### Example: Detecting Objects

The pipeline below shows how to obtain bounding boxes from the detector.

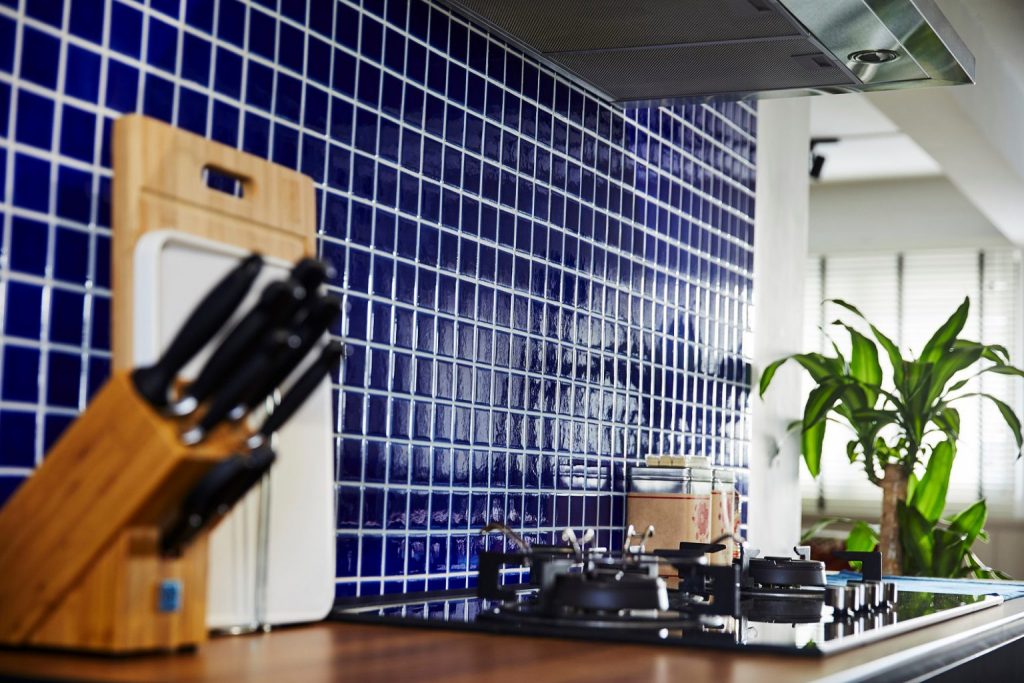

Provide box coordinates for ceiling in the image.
[809,95,940,183]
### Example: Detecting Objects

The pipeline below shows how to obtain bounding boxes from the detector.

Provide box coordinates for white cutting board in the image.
[133,230,335,629]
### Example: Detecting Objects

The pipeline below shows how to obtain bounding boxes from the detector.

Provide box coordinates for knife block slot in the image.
[0,372,242,653]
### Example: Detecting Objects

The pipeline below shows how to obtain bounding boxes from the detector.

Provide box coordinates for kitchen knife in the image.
[133,253,264,408]
[232,295,344,419]
[181,330,297,446]
[246,341,344,448]
[169,279,306,417]
[160,445,277,556]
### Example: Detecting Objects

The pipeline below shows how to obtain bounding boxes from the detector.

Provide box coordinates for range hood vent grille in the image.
[439,0,975,105]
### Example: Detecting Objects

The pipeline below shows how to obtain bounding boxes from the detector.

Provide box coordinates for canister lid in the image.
[684,455,712,469]
[713,468,735,483]
[630,466,691,481]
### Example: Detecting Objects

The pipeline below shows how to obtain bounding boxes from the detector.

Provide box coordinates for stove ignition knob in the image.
[825,585,863,617]
[883,581,898,608]
[861,581,884,611]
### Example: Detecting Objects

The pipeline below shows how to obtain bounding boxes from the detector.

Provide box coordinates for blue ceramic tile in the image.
[60,105,96,162]
[65,46,101,103]
[15,90,53,151]
[20,26,60,88]
[105,59,139,112]
[110,2,143,58]
[4,281,43,340]
[0,409,36,468]
[48,288,85,346]
[2,345,40,403]
[147,16,178,72]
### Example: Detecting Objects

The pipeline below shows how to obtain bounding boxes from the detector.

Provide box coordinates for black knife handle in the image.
[237,295,344,414]
[182,331,295,445]
[173,280,306,415]
[258,341,344,438]
[133,254,263,408]
[290,257,332,295]
[160,446,276,556]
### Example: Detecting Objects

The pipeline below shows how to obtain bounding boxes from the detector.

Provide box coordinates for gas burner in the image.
[746,556,827,588]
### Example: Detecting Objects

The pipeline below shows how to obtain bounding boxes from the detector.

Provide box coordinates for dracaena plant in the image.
[760,297,1022,577]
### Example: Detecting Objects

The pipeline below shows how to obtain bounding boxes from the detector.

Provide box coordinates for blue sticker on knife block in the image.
[157,579,183,613]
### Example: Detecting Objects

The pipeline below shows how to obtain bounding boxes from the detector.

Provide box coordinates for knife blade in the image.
[169,279,306,417]
[133,253,264,409]
[231,295,344,420]
[160,445,277,556]
[181,330,297,446]
[246,341,344,449]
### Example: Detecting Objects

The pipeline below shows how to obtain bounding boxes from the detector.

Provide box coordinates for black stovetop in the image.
[330,583,1001,656]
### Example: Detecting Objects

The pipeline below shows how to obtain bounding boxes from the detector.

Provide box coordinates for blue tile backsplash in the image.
[0,0,755,596]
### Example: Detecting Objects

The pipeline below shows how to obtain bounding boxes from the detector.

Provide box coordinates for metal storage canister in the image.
[626,465,713,556]
[710,468,737,565]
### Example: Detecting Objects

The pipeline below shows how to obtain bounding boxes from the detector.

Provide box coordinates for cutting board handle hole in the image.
[202,165,247,198]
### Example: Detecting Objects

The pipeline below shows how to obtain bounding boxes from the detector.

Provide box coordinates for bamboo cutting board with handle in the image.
[115,115,336,632]
[112,114,317,369]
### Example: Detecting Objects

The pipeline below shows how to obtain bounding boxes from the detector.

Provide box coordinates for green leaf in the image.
[802,419,826,478]
[954,339,1011,365]
[948,499,988,548]
[955,393,1024,454]
[924,347,984,407]
[800,517,856,544]
[906,473,918,503]
[933,407,961,441]
[932,527,968,577]
[834,322,883,388]
[828,299,904,385]
[920,297,970,364]
[898,501,935,574]
[759,353,844,398]
[803,379,854,429]
[910,440,954,524]
[846,440,859,463]
[759,356,791,397]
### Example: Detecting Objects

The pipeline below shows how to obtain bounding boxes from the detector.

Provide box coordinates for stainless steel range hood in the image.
[438,0,975,105]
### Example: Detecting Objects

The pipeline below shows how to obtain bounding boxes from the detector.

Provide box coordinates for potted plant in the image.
[760,297,1021,576]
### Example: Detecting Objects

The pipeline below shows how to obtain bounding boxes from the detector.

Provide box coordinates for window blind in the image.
[800,249,1024,519]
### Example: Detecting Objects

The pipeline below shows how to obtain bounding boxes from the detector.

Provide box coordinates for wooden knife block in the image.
[0,372,244,653]
[0,114,316,654]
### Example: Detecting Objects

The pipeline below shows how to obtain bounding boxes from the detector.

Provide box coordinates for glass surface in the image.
[332,589,1001,656]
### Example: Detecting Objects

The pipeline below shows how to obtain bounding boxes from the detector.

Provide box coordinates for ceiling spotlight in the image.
[809,137,839,181]
[849,49,901,64]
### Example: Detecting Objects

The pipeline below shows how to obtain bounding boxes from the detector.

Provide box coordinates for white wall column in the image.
[748,98,810,555]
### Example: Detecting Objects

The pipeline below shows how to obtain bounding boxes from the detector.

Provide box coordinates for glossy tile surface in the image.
[0,0,755,595]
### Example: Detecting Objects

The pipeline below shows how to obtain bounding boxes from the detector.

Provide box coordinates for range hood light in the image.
[849,49,901,65]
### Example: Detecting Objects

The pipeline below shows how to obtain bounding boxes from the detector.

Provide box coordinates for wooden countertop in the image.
[3,599,1024,683]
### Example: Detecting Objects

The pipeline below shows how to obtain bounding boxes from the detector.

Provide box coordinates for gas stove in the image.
[331,526,1001,656]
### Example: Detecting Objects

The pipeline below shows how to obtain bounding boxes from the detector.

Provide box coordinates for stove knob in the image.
[824,585,848,614]
[883,581,898,607]
[825,585,863,617]
[847,583,865,613]
[849,580,883,611]
[862,581,884,610]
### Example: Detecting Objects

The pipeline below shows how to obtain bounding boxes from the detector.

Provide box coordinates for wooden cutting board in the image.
[111,114,317,369]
